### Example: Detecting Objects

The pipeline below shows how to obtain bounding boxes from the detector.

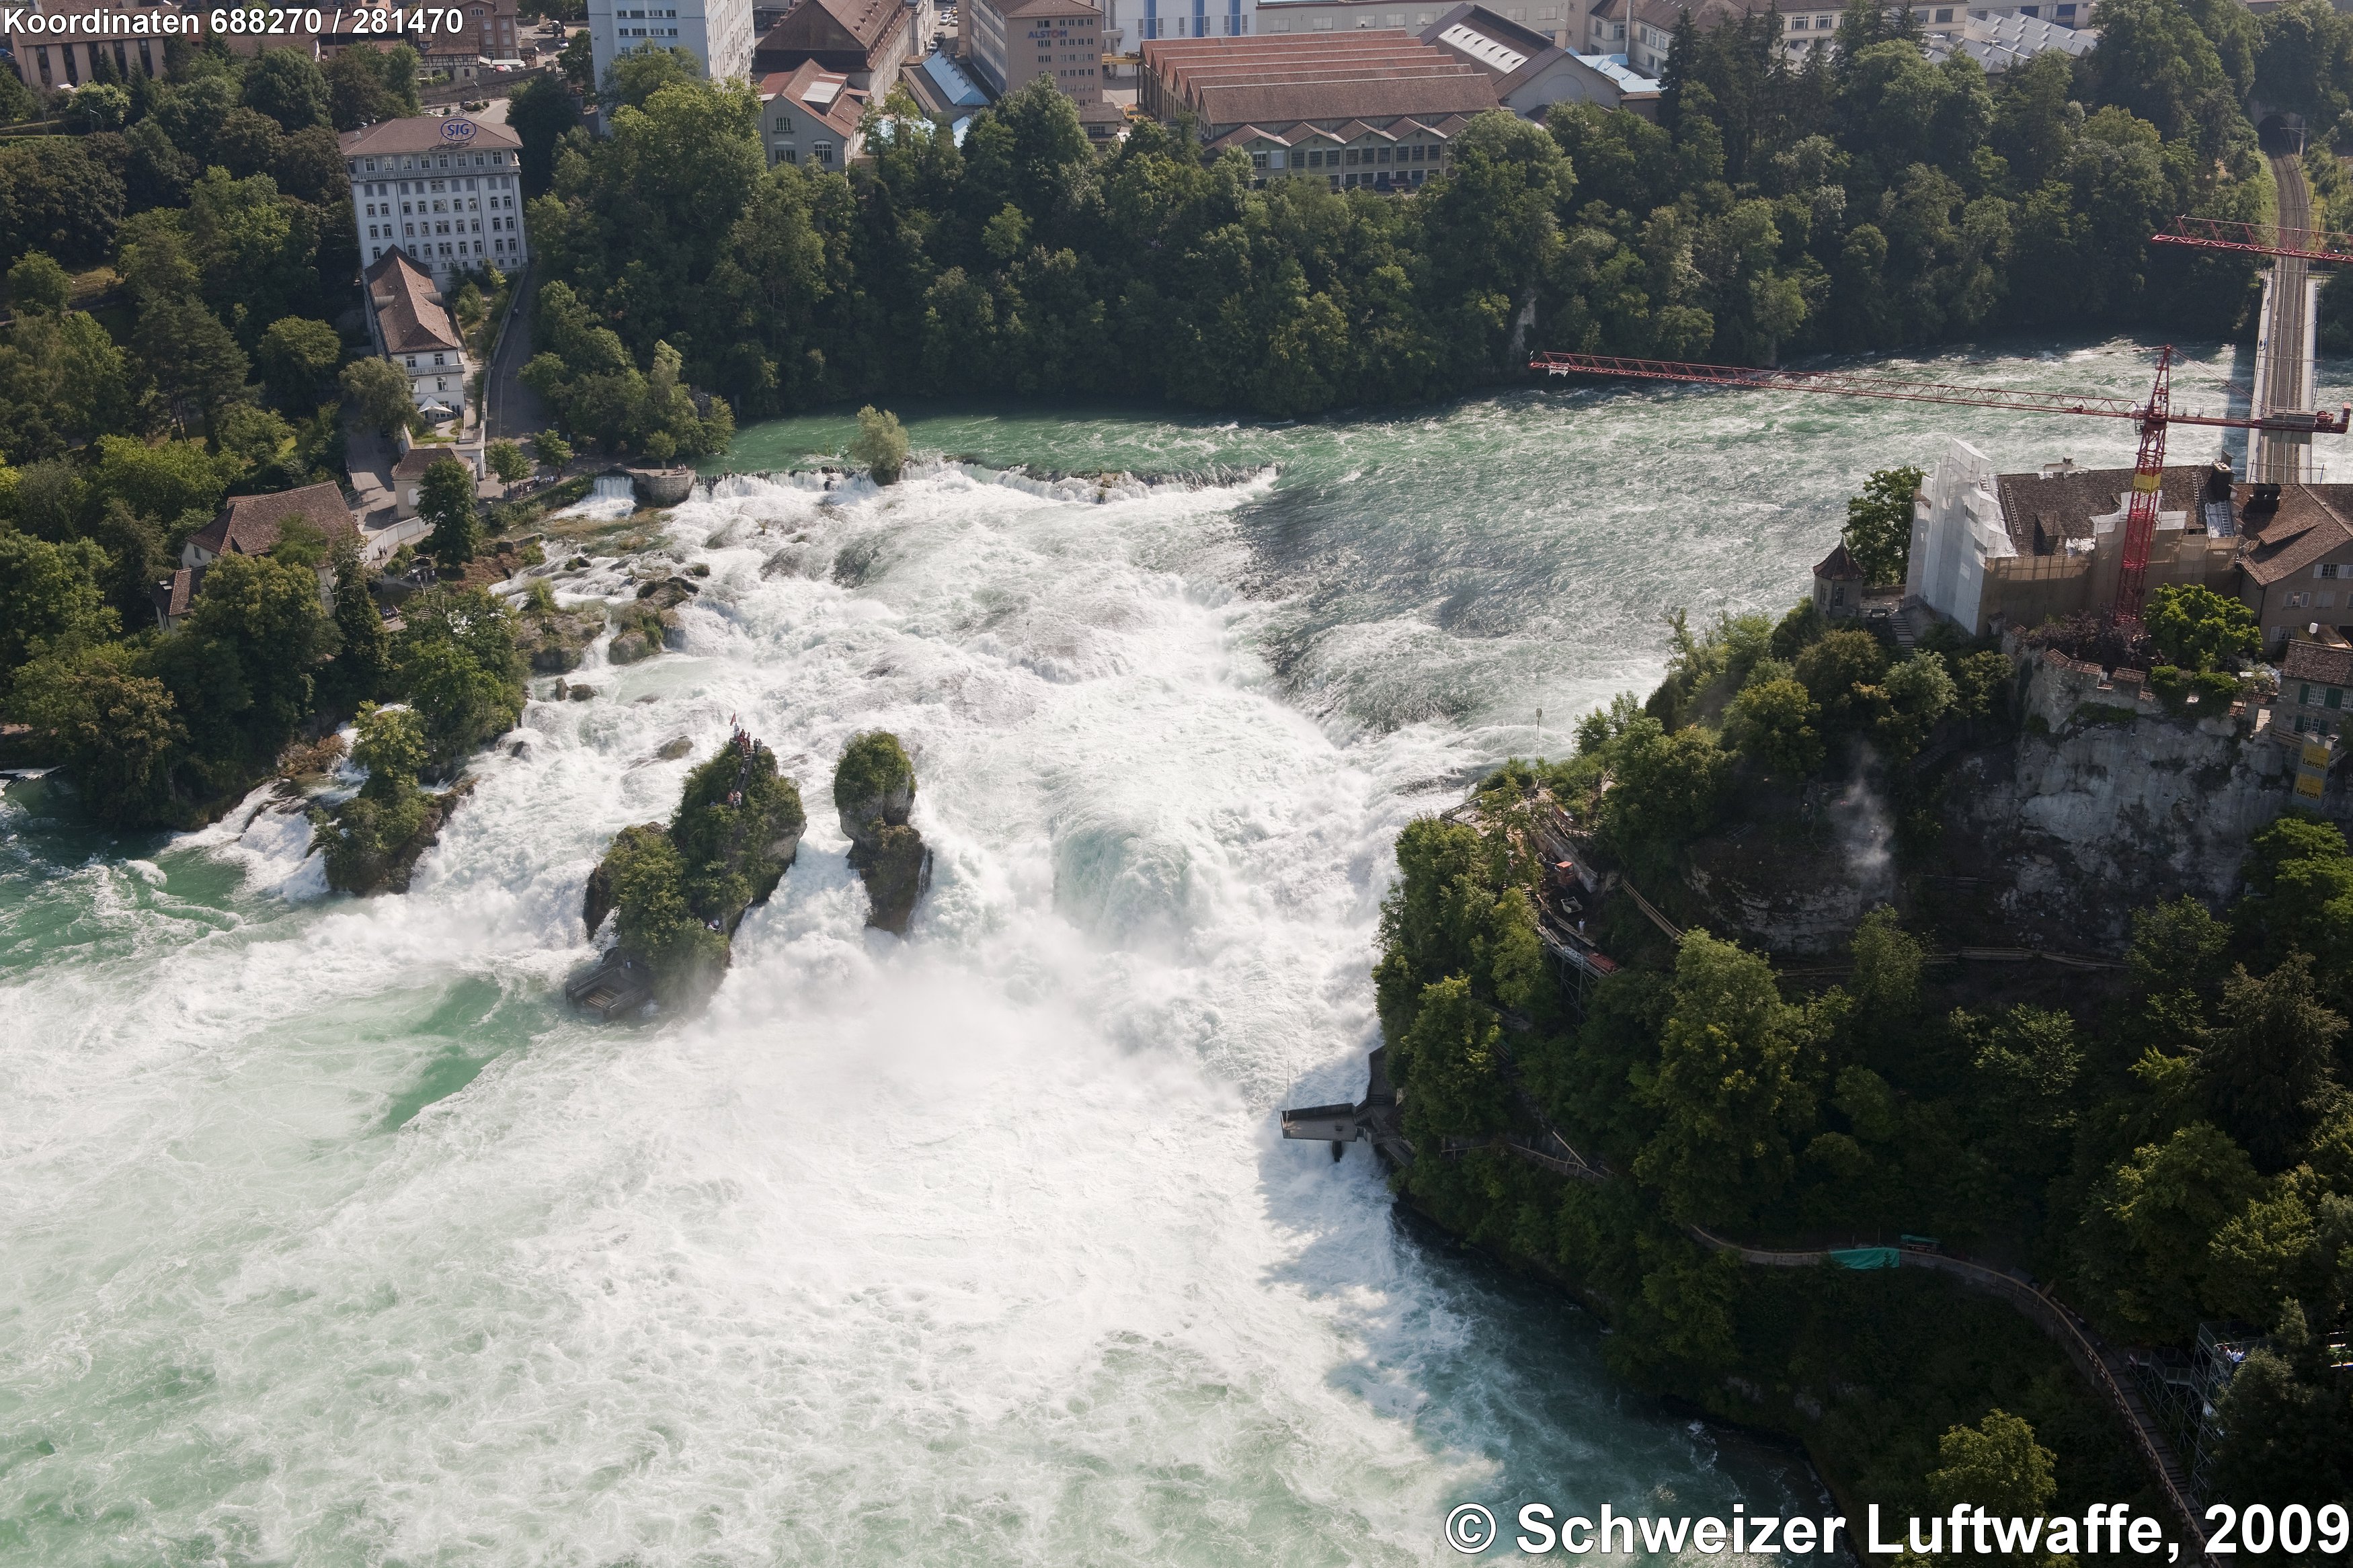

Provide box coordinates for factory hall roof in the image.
[1142,32,1501,128]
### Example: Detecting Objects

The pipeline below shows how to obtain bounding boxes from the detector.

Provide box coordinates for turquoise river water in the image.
[0,339,2307,1565]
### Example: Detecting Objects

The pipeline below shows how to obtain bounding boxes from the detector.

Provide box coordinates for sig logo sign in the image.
[440,118,478,144]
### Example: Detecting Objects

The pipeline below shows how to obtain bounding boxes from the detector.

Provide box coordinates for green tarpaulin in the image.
[1829,1247,1902,1270]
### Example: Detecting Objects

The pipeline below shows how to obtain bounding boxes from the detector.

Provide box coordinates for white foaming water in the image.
[1,460,1816,1563]
[560,473,642,522]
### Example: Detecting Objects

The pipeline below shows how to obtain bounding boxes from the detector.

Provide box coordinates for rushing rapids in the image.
[0,340,2301,1564]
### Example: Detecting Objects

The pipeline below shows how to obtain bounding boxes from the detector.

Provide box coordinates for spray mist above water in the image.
[0,346,2253,1564]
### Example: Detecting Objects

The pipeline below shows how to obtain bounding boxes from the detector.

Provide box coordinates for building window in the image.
[1250,151,1267,168]
[813,140,834,163]
[2323,564,2340,578]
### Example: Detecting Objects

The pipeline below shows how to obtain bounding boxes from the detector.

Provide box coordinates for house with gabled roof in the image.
[155,482,364,629]
[364,247,473,425]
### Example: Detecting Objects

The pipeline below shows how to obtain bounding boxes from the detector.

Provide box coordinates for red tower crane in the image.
[1527,347,2352,626]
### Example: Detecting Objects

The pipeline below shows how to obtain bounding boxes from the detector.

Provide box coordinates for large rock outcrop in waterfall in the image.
[833,731,930,934]
[578,730,806,1009]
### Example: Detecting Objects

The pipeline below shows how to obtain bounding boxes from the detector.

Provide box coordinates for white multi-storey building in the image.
[340,114,531,284]
[588,0,756,88]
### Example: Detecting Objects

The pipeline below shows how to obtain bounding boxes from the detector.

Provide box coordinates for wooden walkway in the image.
[1663,1224,2207,1555]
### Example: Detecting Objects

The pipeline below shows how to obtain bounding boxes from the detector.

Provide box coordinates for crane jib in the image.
[1526,355,2353,437]
[1526,345,2348,628]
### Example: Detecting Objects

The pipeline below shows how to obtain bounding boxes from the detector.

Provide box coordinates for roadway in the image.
[2253,151,2317,482]
[485,265,553,442]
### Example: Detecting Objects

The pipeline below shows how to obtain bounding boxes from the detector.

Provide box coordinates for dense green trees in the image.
[1632,930,1825,1223]
[419,456,481,566]
[1841,466,1924,587]
[392,585,526,768]
[513,0,2285,423]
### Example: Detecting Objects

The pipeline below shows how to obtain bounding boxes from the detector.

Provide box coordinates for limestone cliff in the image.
[1679,651,2303,952]
[1943,655,2292,946]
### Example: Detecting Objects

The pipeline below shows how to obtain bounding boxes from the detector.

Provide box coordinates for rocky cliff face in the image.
[1948,700,2290,948]
[1680,654,2301,952]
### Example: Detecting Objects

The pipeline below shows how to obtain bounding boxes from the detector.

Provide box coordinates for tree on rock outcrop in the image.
[849,406,909,485]
[834,729,929,933]
[672,730,806,934]
[311,701,451,895]
[582,729,807,1007]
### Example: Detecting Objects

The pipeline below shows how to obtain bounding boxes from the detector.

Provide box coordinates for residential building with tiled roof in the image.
[150,565,201,632]
[161,483,360,625]
[341,114,529,284]
[970,0,1105,98]
[758,62,871,166]
[364,248,474,425]
[2235,483,2353,653]
[182,484,360,570]
[2280,628,2353,739]
[753,0,917,83]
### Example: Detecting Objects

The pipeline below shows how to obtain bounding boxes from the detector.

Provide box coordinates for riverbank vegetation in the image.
[1375,567,2353,1524]
[523,0,2325,425]
[0,38,548,828]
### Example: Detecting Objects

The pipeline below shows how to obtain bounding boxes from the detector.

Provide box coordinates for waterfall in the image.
[558,474,639,522]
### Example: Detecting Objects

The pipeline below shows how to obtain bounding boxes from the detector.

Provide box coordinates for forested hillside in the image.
[1372,570,2353,1542]
[0,40,533,828]
[518,0,2353,424]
